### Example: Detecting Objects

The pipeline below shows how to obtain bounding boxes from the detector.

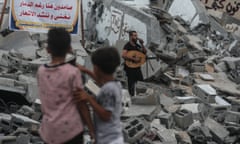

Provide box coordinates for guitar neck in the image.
[146,56,157,60]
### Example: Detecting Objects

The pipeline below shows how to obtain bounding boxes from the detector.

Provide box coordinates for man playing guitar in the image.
[122,30,147,96]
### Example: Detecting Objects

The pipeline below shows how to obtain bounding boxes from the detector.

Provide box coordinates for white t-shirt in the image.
[94,81,124,144]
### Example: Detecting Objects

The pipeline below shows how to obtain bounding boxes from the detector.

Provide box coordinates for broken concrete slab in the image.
[156,129,177,144]
[188,121,212,143]
[195,72,240,96]
[0,136,17,144]
[0,77,26,95]
[159,93,175,108]
[132,90,159,105]
[204,118,229,144]
[199,73,215,81]
[121,104,160,121]
[174,96,201,104]
[0,31,39,60]
[220,57,240,70]
[175,131,192,144]
[180,103,201,120]
[184,35,203,51]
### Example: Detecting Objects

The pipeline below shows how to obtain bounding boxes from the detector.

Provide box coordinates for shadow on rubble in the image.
[0,90,30,113]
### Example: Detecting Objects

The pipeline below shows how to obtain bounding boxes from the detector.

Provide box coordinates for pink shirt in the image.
[37,63,84,144]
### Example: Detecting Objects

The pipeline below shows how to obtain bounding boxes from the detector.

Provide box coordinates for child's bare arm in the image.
[88,96,112,121]
[76,64,97,81]
[77,102,95,141]
[75,90,112,121]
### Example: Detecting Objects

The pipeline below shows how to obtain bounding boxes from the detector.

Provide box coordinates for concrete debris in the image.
[158,111,175,129]
[225,111,240,126]
[0,0,240,143]
[175,131,192,144]
[180,104,201,120]
[123,117,149,143]
[174,109,194,130]
[199,73,215,81]
[205,118,229,144]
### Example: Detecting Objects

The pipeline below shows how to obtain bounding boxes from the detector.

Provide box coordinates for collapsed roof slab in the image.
[0,31,38,60]
[168,0,209,30]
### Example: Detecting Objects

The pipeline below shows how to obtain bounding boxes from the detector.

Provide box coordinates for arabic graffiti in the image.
[200,0,240,18]
[10,0,79,34]
[121,22,130,38]
[111,9,122,34]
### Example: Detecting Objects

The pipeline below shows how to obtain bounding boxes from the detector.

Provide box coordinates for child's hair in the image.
[91,47,120,74]
[47,28,71,57]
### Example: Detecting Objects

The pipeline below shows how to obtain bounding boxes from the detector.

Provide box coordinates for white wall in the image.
[120,14,147,42]
[168,0,197,23]
[82,0,149,46]
[120,0,150,7]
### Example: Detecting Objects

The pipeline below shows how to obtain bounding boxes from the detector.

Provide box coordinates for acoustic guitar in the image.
[125,50,146,68]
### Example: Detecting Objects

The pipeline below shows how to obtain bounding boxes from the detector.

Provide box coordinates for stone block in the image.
[181,76,194,86]
[188,123,212,143]
[0,136,16,144]
[11,113,39,131]
[216,62,228,72]
[159,94,175,107]
[123,117,147,143]
[17,105,34,118]
[180,104,201,120]
[221,57,240,70]
[84,79,100,96]
[209,96,231,120]
[228,69,240,84]
[158,112,174,129]
[205,118,229,144]
[177,52,194,66]
[225,111,240,124]
[156,129,177,144]
[31,112,42,121]
[225,96,240,112]
[132,88,159,105]
[0,113,11,133]
[175,66,189,78]
[192,84,216,103]
[16,134,30,144]
[199,73,214,81]
[191,63,205,72]
[174,96,201,104]
[174,109,193,130]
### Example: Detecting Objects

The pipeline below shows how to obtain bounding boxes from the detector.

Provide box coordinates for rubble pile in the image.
[0,31,88,143]
[119,1,240,143]
[0,100,43,143]
[0,0,240,143]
